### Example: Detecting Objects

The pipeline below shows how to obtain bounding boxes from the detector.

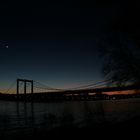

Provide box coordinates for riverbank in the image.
[0,92,140,102]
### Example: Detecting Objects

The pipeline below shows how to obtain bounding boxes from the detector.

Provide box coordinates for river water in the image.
[0,98,140,137]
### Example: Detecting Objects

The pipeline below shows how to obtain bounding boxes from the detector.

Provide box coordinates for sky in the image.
[0,1,131,92]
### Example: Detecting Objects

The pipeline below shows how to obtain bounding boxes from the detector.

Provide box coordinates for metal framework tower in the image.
[17,78,34,96]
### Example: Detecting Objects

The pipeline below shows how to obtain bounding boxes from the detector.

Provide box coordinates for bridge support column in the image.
[24,81,26,95]
[16,79,34,101]
[31,80,33,94]
[17,79,19,99]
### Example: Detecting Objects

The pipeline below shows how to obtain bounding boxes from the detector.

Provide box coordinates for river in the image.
[0,98,140,138]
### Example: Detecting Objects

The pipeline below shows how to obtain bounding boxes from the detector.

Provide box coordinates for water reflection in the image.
[0,99,140,137]
[16,102,36,132]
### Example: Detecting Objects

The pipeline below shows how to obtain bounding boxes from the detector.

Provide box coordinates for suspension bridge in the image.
[0,78,140,101]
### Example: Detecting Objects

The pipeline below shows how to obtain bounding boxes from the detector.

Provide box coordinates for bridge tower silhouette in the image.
[17,79,34,96]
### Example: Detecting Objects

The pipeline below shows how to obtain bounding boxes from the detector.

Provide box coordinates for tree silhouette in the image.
[98,32,140,86]
[99,2,140,86]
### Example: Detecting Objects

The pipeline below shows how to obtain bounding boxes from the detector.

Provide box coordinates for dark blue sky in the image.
[0,2,127,91]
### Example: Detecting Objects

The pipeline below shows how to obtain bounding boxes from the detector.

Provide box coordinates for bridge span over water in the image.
[1,79,140,101]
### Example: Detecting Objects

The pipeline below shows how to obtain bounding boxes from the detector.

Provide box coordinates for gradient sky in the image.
[0,2,128,92]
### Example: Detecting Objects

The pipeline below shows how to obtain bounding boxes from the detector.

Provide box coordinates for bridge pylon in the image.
[17,78,34,97]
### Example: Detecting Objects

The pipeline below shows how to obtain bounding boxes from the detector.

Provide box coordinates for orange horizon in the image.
[0,89,140,95]
[103,89,140,95]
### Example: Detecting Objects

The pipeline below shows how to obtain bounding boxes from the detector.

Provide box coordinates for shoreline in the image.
[0,93,140,102]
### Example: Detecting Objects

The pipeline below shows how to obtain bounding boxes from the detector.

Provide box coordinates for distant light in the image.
[5,46,9,49]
